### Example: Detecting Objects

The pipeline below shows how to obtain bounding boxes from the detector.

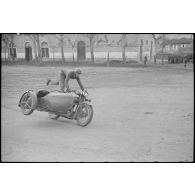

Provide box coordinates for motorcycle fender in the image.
[84,100,92,106]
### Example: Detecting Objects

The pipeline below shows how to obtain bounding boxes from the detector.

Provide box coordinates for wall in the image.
[1,34,155,62]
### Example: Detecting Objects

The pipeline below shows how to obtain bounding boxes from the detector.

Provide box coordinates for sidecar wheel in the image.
[77,103,93,127]
[48,112,60,119]
[19,92,36,115]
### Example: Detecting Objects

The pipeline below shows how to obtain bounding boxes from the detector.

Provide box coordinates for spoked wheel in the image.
[77,103,93,127]
[48,112,60,120]
[20,92,35,115]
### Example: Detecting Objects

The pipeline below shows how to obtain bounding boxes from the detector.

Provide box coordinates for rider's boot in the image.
[46,78,51,86]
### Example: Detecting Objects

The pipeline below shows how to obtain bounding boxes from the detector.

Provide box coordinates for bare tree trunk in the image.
[90,44,94,63]
[152,34,157,64]
[28,35,38,62]
[153,39,156,64]
[61,45,65,64]
[35,35,42,62]
[150,41,153,60]
[161,34,165,65]
[6,46,8,61]
[4,46,7,61]
[107,46,110,67]
[8,46,10,61]
[89,35,95,63]
[107,52,110,67]
[161,45,164,65]
[140,40,143,61]
[122,46,126,64]
[122,34,126,64]
[73,52,76,66]
[11,44,14,61]
[10,36,15,61]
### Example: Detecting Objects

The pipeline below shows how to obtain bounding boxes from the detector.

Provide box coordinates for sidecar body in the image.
[18,90,79,115]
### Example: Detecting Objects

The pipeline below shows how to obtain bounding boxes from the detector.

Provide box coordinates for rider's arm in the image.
[76,76,84,91]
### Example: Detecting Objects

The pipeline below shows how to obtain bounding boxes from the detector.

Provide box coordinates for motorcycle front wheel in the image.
[76,103,93,127]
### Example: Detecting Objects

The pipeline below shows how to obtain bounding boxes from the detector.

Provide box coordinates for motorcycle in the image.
[18,89,93,127]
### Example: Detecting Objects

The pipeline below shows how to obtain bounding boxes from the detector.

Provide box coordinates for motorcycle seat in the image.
[37,90,50,98]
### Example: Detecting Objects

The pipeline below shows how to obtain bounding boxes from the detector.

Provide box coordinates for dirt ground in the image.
[1,63,194,162]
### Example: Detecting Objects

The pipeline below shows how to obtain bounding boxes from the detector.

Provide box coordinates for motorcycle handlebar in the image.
[70,90,88,96]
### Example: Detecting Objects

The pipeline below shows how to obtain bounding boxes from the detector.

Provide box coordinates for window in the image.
[41,42,49,58]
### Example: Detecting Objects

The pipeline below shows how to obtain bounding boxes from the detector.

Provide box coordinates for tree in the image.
[2,34,15,61]
[97,35,115,67]
[68,34,77,66]
[156,34,166,64]
[28,34,38,61]
[28,34,42,62]
[85,34,99,63]
[117,34,128,64]
[56,34,66,64]
[2,34,10,60]
[161,34,166,65]
[151,34,158,63]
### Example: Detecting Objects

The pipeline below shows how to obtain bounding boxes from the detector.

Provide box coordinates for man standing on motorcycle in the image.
[46,68,84,92]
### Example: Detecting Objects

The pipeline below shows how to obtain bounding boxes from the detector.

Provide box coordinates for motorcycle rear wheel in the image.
[48,112,60,119]
[77,103,93,127]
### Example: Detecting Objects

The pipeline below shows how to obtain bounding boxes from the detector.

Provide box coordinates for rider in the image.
[46,68,84,92]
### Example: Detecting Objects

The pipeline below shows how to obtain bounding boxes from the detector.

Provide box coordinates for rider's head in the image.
[75,68,82,75]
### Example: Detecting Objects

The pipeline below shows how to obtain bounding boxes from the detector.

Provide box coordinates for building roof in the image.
[164,38,193,45]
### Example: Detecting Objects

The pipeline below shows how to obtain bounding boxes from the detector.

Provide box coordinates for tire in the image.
[48,112,60,119]
[19,92,36,115]
[77,103,93,127]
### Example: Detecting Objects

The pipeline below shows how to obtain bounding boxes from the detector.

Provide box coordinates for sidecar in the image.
[18,90,79,116]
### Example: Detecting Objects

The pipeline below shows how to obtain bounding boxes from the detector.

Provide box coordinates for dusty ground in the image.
[1,63,194,162]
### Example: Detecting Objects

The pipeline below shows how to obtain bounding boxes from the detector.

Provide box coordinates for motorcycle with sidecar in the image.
[18,89,93,126]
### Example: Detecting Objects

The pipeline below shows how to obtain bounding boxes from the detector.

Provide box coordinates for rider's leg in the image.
[46,78,59,86]
[59,70,66,92]
[50,80,60,85]
[46,70,64,86]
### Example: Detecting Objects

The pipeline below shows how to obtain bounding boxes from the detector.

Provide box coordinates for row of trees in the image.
[2,34,16,60]
[2,34,157,65]
[54,34,129,66]
[2,34,43,62]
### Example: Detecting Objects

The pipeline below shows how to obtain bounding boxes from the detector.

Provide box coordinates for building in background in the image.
[1,34,192,64]
[164,38,193,53]
[156,35,193,64]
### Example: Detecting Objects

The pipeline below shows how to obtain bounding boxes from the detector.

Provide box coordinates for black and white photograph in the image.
[1,1,195,195]
[1,33,194,162]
